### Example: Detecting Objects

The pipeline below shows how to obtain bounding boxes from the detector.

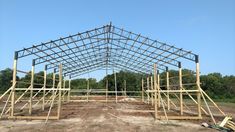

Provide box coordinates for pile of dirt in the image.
[119,97,137,102]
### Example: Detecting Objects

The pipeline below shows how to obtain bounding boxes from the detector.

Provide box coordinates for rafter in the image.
[15,23,198,77]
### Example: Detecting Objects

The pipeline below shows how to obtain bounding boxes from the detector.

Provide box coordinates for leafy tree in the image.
[0,68,19,92]
[99,71,144,95]
[222,75,235,98]
[0,68,234,102]
[71,78,90,89]
[201,73,223,99]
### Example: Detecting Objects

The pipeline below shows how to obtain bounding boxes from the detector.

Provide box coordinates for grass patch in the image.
[212,98,235,103]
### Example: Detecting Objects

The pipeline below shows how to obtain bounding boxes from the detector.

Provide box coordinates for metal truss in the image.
[15,23,198,78]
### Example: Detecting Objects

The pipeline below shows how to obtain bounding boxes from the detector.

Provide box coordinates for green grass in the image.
[212,98,235,103]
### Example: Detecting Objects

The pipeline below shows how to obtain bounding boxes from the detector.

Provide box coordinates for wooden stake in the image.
[159,90,168,121]
[124,80,127,98]
[63,80,66,88]
[46,83,59,123]
[182,87,208,115]
[154,64,158,119]
[10,56,17,117]
[141,78,144,102]
[42,65,47,111]
[10,116,58,120]
[151,76,153,106]
[105,65,108,103]
[147,76,150,104]
[63,79,66,101]
[157,116,202,120]
[124,80,126,98]
[195,56,215,123]
[52,69,56,95]
[1,91,12,118]
[161,91,177,109]
[201,90,225,116]
[29,60,35,115]
[166,67,170,110]
[179,62,183,115]
[157,70,160,107]
[19,87,43,111]
[196,58,202,118]
[106,79,108,103]
[57,64,62,119]
[0,87,12,101]
[4,86,30,114]
[200,87,216,124]
[87,79,89,102]
[114,70,117,103]
[68,79,71,102]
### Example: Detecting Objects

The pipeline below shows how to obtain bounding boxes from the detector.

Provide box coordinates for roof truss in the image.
[15,23,198,78]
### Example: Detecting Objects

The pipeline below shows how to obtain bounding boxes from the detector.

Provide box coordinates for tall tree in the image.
[0,68,19,92]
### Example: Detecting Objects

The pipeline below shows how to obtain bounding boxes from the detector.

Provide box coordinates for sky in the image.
[0,0,235,80]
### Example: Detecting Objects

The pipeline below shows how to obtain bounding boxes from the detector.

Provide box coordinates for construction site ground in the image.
[0,96,234,132]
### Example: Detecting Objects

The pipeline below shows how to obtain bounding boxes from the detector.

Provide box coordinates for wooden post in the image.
[11,52,18,117]
[166,67,170,110]
[106,79,108,102]
[157,70,160,107]
[57,64,62,119]
[195,55,201,118]
[141,78,144,102]
[63,79,66,101]
[63,80,66,88]
[105,66,108,103]
[179,63,183,113]
[124,80,126,98]
[87,79,89,102]
[154,64,158,119]
[151,76,154,106]
[42,65,47,111]
[29,60,35,115]
[147,76,150,104]
[53,69,56,95]
[114,70,117,103]
[68,78,71,102]
[179,62,183,115]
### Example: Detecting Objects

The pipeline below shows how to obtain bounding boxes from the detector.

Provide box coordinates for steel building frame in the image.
[0,23,225,123]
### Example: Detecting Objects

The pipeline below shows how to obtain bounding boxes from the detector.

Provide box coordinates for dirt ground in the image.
[0,96,226,132]
[0,96,234,132]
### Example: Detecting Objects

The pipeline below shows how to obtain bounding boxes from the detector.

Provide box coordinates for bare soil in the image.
[0,96,226,132]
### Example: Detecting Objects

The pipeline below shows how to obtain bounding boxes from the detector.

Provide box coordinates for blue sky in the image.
[0,0,235,80]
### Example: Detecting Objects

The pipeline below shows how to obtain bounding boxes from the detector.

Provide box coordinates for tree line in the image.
[0,68,234,102]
